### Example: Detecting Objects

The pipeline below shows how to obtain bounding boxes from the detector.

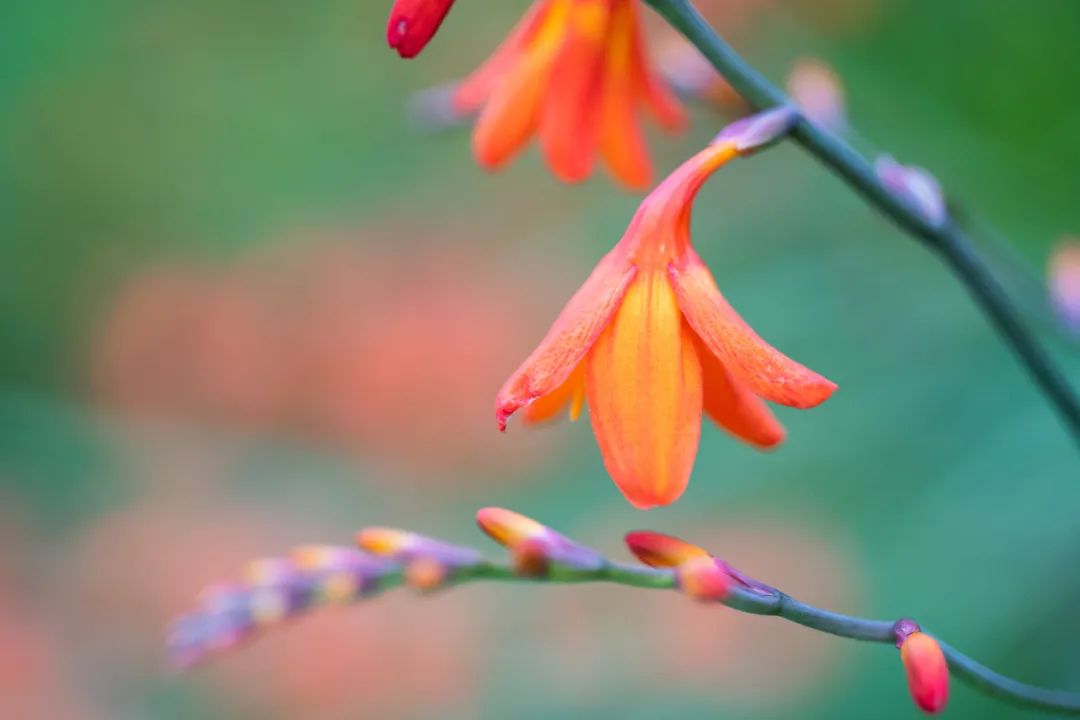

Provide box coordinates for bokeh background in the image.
[3,0,1080,718]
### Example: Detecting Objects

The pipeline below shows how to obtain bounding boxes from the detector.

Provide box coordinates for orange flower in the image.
[387,0,457,58]
[496,122,836,509]
[451,0,686,189]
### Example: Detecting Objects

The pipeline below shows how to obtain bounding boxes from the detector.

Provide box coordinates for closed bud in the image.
[624,531,711,568]
[386,0,456,59]
[476,508,604,572]
[676,556,731,602]
[405,556,450,592]
[876,155,947,229]
[900,631,950,714]
[511,537,552,578]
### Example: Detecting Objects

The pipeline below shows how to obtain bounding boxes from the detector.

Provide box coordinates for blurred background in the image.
[3,0,1080,717]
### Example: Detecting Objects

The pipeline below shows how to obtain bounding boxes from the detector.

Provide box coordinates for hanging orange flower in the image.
[451,0,686,189]
[495,111,837,509]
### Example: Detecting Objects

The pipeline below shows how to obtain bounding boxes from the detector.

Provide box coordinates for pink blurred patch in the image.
[90,229,567,481]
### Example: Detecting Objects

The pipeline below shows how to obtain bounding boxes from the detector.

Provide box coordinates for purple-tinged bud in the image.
[676,556,731,602]
[356,527,483,569]
[876,155,947,229]
[787,59,847,133]
[713,106,798,155]
[1049,240,1080,336]
[511,537,553,578]
[405,556,450,592]
[476,508,605,573]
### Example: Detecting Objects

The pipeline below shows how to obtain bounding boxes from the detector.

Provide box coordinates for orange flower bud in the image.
[900,631,950,714]
[387,0,456,59]
[405,556,450,592]
[675,556,730,602]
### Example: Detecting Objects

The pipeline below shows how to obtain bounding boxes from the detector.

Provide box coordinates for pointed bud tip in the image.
[624,531,710,568]
[386,0,456,59]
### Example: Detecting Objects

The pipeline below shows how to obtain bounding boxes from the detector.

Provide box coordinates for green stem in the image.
[643,0,1080,445]
[447,562,1080,714]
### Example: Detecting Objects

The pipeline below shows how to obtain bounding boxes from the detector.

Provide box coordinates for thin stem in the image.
[446,562,1080,715]
[643,0,1080,445]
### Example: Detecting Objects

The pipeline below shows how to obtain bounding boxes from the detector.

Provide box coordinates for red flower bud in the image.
[386,0,456,59]
[900,631,950,714]
[676,556,731,602]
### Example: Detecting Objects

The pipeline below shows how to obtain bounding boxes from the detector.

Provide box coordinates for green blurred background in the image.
[2,0,1079,717]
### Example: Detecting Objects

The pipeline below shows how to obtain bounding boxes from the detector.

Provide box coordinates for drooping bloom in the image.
[387,0,457,58]
[496,113,837,509]
[899,630,950,714]
[450,0,687,189]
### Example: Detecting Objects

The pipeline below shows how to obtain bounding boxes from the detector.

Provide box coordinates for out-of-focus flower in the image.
[447,0,686,189]
[898,628,949,714]
[1049,240,1080,335]
[876,155,947,229]
[169,546,398,668]
[387,0,457,58]
[475,507,605,574]
[496,123,836,509]
[356,527,484,590]
[787,58,846,133]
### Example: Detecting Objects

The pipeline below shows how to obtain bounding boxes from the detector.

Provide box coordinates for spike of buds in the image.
[476,508,605,575]
[387,0,456,59]
[876,155,947,229]
[168,547,397,668]
[895,620,950,714]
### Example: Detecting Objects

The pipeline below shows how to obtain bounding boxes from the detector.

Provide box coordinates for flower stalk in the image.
[641,0,1080,446]
[170,509,1080,715]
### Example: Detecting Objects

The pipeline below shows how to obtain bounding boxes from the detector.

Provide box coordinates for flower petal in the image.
[538,0,609,182]
[597,0,652,190]
[471,0,571,169]
[694,333,786,448]
[624,530,710,567]
[585,271,702,509]
[496,248,635,430]
[452,2,548,115]
[522,361,586,425]
[669,247,837,409]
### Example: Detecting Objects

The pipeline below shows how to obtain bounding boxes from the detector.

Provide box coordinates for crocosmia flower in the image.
[387,0,457,58]
[496,122,836,509]
[451,0,686,189]
[900,631,950,714]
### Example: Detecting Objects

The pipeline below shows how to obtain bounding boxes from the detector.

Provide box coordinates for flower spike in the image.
[387,0,457,59]
[895,621,950,714]
[476,507,605,573]
[497,125,836,508]
[168,547,397,668]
